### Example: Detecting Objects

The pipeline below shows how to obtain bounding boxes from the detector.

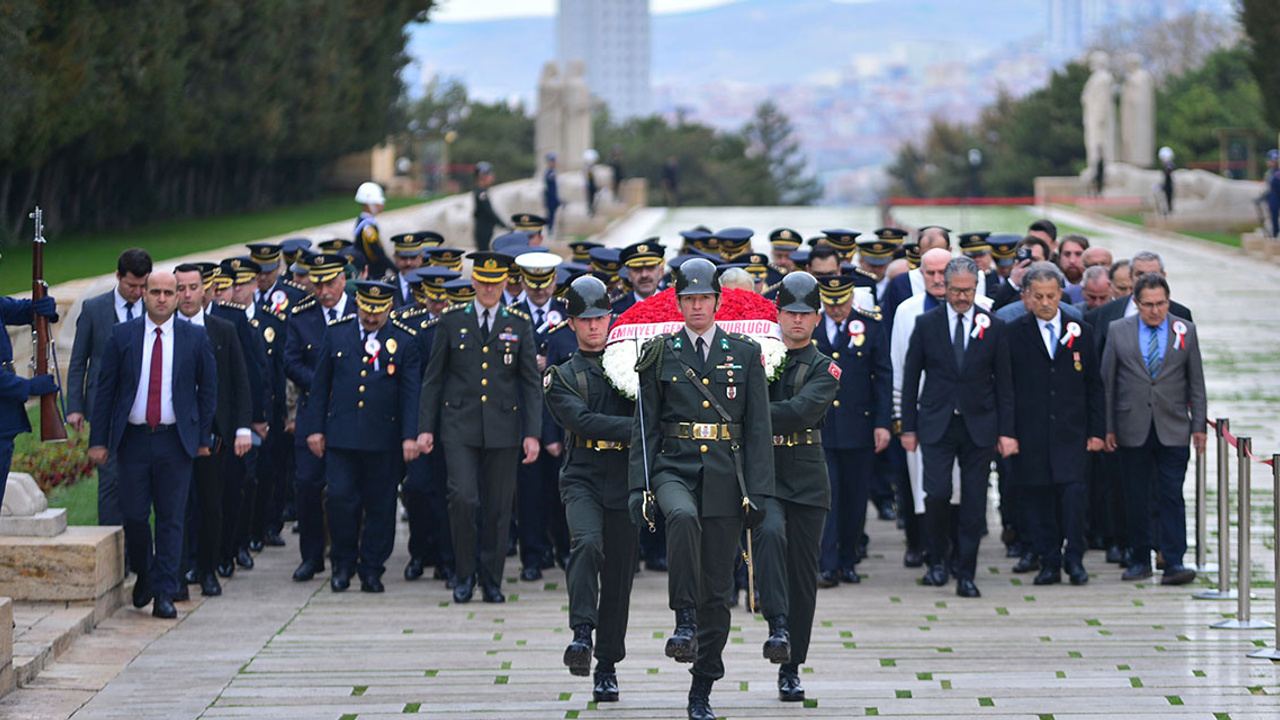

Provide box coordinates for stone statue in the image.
[535,62,564,177]
[1082,51,1117,173]
[562,60,592,173]
[1120,53,1156,167]
[1,473,47,517]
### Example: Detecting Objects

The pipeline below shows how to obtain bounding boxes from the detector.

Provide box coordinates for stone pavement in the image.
[4,205,1278,719]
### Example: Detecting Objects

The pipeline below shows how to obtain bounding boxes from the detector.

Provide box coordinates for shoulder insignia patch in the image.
[328,315,355,326]
[218,300,247,311]
[390,318,418,336]
[828,361,842,381]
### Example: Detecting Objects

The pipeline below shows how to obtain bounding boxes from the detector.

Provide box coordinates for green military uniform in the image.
[630,326,775,682]
[543,350,636,677]
[756,341,839,681]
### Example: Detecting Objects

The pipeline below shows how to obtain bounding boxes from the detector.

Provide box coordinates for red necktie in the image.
[146,327,163,428]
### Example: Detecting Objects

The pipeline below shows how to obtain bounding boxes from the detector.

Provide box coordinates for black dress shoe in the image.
[152,596,177,619]
[1160,566,1196,586]
[481,582,505,603]
[564,623,594,676]
[816,570,839,588]
[1006,543,1023,558]
[183,568,199,585]
[876,501,897,521]
[520,566,542,581]
[404,558,425,581]
[1012,552,1040,574]
[1033,567,1062,585]
[292,559,323,582]
[778,663,804,702]
[264,533,286,547]
[248,539,265,553]
[1122,564,1153,581]
[840,568,861,584]
[955,578,981,598]
[132,572,153,609]
[453,575,475,603]
[921,565,949,587]
[360,576,385,593]
[236,549,255,570]
[903,548,925,568]
[200,572,223,597]
[174,583,190,602]
[217,561,235,579]
[1065,562,1089,585]
[666,608,698,663]
[645,557,668,572]
[331,571,351,592]
[1105,545,1124,564]
[593,663,619,702]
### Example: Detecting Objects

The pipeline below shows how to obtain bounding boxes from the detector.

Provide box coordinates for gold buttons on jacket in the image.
[481,378,488,386]
[358,401,364,408]
[700,444,708,453]
[360,370,367,378]
[832,352,840,359]
[358,385,365,393]
[702,378,709,386]
[833,400,841,407]
[481,395,488,402]
[702,400,709,408]
[483,346,490,354]
[482,362,488,369]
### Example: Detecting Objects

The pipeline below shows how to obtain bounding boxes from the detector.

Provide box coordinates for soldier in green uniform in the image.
[543,275,636,702]
[755,272,840,702]
[630,257,775,720]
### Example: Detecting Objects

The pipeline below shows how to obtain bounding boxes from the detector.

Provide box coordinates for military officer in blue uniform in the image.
[417,252,542,604]
[812,274,891,587]
[821,229,861,263]
[569,241,600,264]
[611,239,666,315]
[305,281,420,592]
[544,275,637,701]
[389,232,431,309]
[0,288,60,507]
[855,235,896,304]
[353,182,394,280]
[512,213,548,246]
[248,242,307,317]
[284,254,355,581]
[767,228,801,278]
[588,247,624,297]
[714,227,753,262]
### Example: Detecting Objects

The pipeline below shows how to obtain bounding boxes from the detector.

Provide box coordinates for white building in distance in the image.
[557,0,651,120]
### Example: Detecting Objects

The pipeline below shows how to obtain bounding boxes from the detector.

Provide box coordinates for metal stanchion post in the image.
[1247,455,1280,660]
[1194,442,1216,573]
[1197,418,1236,600]
[1213,437,1273,630]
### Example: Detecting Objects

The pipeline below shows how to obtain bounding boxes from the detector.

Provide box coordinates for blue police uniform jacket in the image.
[0,298,36,439]
[812,308,892,449]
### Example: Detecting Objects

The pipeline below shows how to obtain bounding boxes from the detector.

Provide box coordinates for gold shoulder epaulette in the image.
[283,279,309,293]
[504,306,530,322]
[328,314,355,326]
[391,317,418,336]
[853,306,883,322]
[291,296,316,315]
[443,303,467,315]
[217,300,247,311]
[395,306,428,320]
[548,319,571,334]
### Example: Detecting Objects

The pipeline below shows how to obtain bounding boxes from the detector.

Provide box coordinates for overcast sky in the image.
[430,0,758,23]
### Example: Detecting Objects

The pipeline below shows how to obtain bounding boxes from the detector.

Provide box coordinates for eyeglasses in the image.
[946,286,977,296]
[1135,299,1169,311]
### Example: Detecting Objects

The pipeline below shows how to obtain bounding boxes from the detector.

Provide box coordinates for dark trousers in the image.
[1028,482,1087,569]
[326,448,401,580]
[118,425,193,598]
[639,507,667,565]
[997,455,1032,551]
[889,439,925,551]
[404,448,454,567]
[921,415,992,581]
[0,439,12,509]
[869,448,894,507]
[1119,425,1190,569]
[96,453,123,526]
[564,497,636,664]
[250,427,285,541]
[266,428,295,533]
[820,447,872,571]
[221,449,255,562]
[655,480,741,681]
[1087,451,1122,545]
[444,444,519,586]
[757,497,825,666]
[191,448,227,574]
[294,440,327,565]
[517,452,559,568]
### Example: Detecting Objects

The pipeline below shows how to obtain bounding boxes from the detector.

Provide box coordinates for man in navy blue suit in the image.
[89,271,217,618]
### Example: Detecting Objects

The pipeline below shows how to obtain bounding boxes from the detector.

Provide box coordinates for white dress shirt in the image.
[128,315,177,425]
[946,304,974,352]
[823,314,843,347]
[322,293,349,323]
[1039,311,1062,359]
[115,288,138,324]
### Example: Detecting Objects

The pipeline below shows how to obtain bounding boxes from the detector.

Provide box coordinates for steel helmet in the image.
[775,271,821,313]
[355,182,386,205]
[675,257,721,296]
[565,275,612,319]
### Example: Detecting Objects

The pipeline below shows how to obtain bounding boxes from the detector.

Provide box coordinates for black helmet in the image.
[775,271,821,313]
[674,257,721,296]
[564,275,612,319]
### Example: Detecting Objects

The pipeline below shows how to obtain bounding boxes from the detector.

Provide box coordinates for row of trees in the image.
[0,1,433,243]
[887,11,1278,199]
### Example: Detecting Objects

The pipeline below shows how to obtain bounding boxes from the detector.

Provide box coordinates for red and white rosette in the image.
[1172,319,1188,349]
[601,287,785,399]
[1062,321,1081,348]
[971,313,990,340]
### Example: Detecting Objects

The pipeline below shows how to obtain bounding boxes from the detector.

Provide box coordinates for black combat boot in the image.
[778,662,804,701]
[592,659,619,702]
[763,614,791,664]
[666,608,698,663]
[563,623,593,676]
[687,675,715,720]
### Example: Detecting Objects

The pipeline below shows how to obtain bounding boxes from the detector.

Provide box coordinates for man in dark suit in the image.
[88,271,217,618]
[1102,273,1206,585]
[1005,264,1105,586]
[1087,250,1193,353]
[417,251,542,604]
[174,264,252,597]
[901,256,1014,598]
[306,282,421,593]
[67,248,152,527]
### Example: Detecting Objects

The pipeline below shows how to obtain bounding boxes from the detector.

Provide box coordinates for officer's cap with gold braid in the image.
[318,238,353,254]
[443,277,476,303]
[987,233,1021,268]
[308,253,348,284]
[391,233,428,257]
[620,238,665,268]
[568,240,601,263]
[408,267,460,303]
[516,252,562,289]
[818,275,855,305]
[588,247,622,281]
[195,262,221,290]
[769,228,802,250]
[742,252,770,280]
[280,238,312,264]
[958,230,992,257]
[353,281,395,314]
[511,213,547,233]
[468,251,513,283]
[821,228,862,254]
[221,257,261,286]
[714,227,753,259]
[424,247,464,271]
[856,236,896,266]
[246,243,282,272]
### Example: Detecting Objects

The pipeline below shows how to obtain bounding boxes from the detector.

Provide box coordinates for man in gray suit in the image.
[1101,273,1206,585]
[66,248,153,526]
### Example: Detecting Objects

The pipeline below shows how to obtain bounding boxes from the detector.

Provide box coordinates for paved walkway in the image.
[4,205,1278,719]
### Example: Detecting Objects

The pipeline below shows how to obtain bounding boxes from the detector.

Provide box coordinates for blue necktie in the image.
[1045,322,1057,360]
[125,302,134,322]
[1145,326,1161,378]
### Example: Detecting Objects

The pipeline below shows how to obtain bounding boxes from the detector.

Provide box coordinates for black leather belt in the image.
[662,422,742,441]
[575,438,628,451]
[773,429,821,447]
[127,423,176,434]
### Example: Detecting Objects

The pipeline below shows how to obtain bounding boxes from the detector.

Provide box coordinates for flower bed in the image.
[602,287,784,398]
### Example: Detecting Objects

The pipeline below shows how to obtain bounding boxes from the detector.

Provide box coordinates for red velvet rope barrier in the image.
[1208,419,1274,466]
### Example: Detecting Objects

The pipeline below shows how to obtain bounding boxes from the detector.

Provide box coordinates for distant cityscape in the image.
[408,0,1236,204]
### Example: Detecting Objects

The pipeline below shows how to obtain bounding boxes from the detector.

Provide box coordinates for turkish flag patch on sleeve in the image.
[828,362,842,380]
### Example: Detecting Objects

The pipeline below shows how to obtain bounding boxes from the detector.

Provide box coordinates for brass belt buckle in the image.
[692,422,717,440]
